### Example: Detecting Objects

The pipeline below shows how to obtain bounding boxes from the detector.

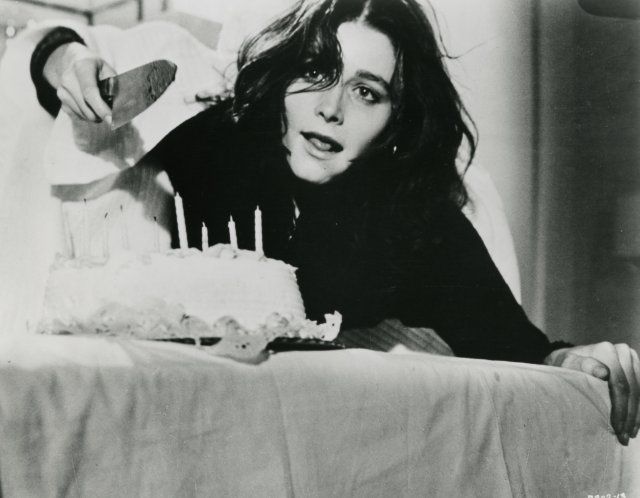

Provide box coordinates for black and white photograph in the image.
[0,0,638,495]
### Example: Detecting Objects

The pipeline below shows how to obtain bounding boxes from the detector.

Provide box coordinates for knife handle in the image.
[98,78,115,108]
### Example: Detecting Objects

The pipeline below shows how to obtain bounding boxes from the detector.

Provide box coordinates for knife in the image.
[98,60,177,129]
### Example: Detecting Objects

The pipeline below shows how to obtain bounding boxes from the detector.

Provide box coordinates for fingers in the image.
[59,65,99,121]
[57,87,84,120]
[75,62,112,121]
[600,342,630,444]
[560,352,609,379]
[631,348,640,438]
[58,57,113,124]
[554,342,640,446]
[97,62,116,127]
[98,60,117,80]
[616,343,640,441]
[560,344,629,444]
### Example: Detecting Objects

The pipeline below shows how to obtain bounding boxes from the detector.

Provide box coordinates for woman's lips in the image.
[301,132,343,154]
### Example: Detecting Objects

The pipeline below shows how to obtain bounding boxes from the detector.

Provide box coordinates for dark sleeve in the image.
[398,205,572,364]
[133,104,248,249]
[30,27,86,116]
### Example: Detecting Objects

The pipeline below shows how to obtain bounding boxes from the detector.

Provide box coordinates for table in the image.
[0,334,636,497]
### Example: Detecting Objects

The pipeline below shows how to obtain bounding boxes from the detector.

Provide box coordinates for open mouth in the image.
[301,132,343,153]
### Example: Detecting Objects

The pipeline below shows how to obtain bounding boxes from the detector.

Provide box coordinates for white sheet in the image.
[0,334,636,497]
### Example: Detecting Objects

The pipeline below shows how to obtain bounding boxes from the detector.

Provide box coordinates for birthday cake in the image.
[37,244,341,344]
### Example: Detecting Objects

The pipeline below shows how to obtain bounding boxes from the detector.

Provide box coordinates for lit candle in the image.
[174,193,188,249]
[228,215,238,250]
[102,212,110,259]
[254,206,263,256]
[201,222,209,252]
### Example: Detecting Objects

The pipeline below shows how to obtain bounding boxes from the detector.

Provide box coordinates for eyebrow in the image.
[354,70,391,93]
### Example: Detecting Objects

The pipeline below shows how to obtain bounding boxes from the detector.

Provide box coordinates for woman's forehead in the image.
[335,21,396,83]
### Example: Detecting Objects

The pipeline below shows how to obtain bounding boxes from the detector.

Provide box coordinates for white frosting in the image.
[38,245,308,338]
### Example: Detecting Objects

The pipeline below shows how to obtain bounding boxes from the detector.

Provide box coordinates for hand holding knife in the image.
[47,41,177,129]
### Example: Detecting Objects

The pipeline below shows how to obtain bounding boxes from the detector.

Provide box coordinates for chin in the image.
[288,153,334,185]
[291,167,331,185]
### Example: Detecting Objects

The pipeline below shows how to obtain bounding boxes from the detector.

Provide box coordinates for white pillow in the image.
[463,163,522,302]
[217,0,296,58]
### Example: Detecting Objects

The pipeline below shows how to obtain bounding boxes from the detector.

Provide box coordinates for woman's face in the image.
[282,21,396,184]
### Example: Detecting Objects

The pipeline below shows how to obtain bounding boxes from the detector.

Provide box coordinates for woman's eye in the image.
[302,68,326,83]
[354,86,380,104]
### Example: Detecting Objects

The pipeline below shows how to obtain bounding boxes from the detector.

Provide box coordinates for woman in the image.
[31,0,639,444]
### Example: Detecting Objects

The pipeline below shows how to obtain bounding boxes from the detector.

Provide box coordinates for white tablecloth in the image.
[0,334,636,497]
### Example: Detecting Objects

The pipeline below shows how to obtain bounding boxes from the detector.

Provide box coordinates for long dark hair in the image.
[233,0,477,254]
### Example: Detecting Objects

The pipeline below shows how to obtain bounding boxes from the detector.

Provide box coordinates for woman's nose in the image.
[315,86,344,124]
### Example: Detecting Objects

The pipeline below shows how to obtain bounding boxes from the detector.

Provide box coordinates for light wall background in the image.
[535,0,639,350]
[434,0,640,350]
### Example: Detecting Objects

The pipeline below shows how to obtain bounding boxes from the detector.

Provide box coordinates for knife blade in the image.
[98,60,177,129]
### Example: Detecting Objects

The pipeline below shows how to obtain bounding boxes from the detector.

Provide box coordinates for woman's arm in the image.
[399,204,566,363]
[30,27,114,122]
[131,102,246,249]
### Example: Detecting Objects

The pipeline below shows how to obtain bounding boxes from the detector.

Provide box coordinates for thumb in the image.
[98,60,117,80]
[561,353,610,380]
